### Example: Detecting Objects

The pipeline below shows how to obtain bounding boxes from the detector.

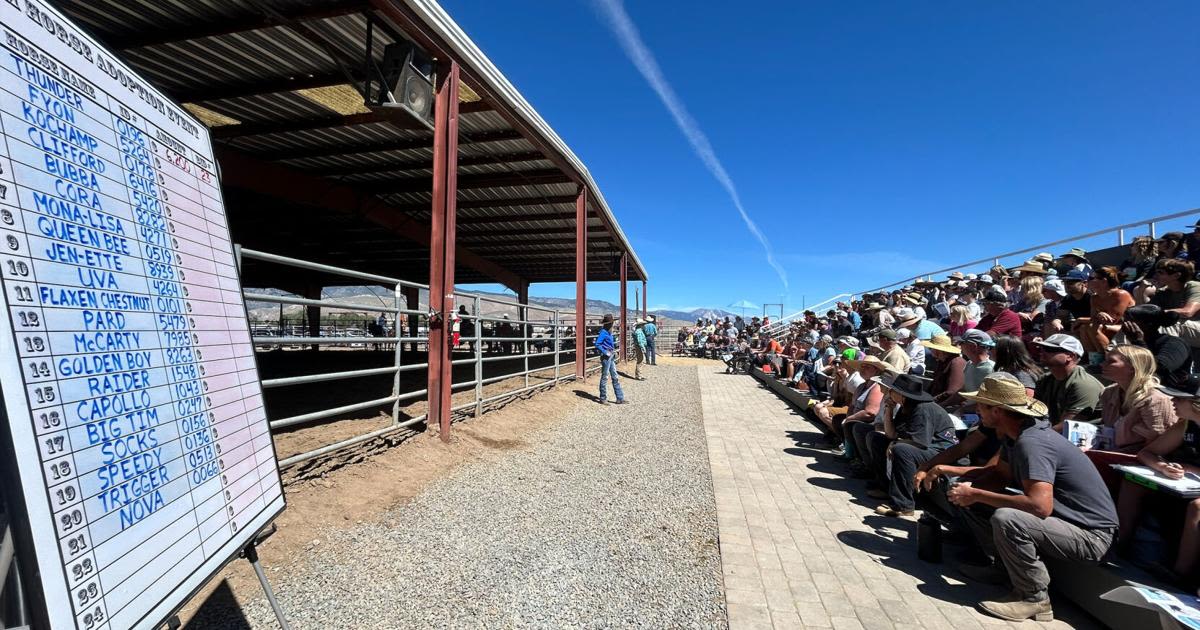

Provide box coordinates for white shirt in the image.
[904,339,926,371]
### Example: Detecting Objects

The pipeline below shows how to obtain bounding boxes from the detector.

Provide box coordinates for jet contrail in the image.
[593,0,789,290]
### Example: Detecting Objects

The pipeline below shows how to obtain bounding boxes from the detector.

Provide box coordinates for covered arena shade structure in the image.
[51,0,648,440]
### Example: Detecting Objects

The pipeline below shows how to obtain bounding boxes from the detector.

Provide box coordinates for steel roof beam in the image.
[255,128,520,160]
[459,226,574,239]
[216,147,522,289]
[173,71,358,103]
[213,111,422,139]
[314,149,538,176]
[456,211,576,226]
[390,195,575,213]
[364,168,571,194]
[116,1,372,50]
[212,100,494,140]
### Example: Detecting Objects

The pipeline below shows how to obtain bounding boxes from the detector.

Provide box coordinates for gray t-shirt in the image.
[963,359,995,392]
[1151,280,1200,320]
[1007,419,1119,530]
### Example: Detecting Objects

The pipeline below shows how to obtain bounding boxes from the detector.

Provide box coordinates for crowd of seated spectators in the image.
[743,229,1200,622]
[675,315,776,363]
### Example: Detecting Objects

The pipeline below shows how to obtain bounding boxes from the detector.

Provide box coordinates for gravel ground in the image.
[191,363,725,629]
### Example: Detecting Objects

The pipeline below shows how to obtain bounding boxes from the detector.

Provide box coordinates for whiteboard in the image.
[0,2,286,629]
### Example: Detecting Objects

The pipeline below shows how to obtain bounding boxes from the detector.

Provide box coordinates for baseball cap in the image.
[1043,278,1067,297]
[982,288,1009,304]
[896,328,913,341]
[977,274,993,284]
[960,329,995,347]
[1034,333,1085,358]
[1062,269,1089,282]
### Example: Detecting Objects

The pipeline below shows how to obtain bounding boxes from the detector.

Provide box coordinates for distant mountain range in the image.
[246,286,739,328]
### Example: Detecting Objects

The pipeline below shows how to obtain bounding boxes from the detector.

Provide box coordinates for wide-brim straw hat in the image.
[961,374,1049,417]
[898,312,924,328]
[924,334,959,354]
[1011,260,1048,275]
[1059,248,1090,263]
[865,302,885,310]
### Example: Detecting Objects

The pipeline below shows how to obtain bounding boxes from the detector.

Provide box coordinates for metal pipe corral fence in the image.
[239,248,607,469]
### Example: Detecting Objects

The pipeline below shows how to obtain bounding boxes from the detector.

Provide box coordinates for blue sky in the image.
[449,0,1200,315]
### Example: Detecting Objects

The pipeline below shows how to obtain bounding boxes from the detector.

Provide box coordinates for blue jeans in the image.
[646,335,657,364]
[599,354,624,402]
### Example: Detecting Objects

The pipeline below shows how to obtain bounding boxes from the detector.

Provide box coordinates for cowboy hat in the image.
[924,334,959,354]
[897,310,924,328]
[961,373,1049,417]
[1158,375,1200,399]
[886,373,933,402]
[870,373,898,389]
[1010,260,1048,275]
[948,271,965,280]
[981,288,1009,304]
[635,318,645,325]
[846,355,895,375]
[600,314,615,325]
[1058,248,1089,263]
[865,302,886,310]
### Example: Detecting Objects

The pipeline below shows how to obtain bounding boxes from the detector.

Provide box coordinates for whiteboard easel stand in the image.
[241,539,291,630]
[160,535,291,630]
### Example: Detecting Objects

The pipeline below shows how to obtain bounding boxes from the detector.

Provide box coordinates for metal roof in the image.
[50,0,647,289]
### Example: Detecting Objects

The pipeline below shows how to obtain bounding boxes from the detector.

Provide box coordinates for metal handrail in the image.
[762,207,1200,335]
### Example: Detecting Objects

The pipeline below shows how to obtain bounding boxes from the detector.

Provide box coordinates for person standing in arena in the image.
[633,319,648,380]
[595,314,626,404]
[645,315,658,365]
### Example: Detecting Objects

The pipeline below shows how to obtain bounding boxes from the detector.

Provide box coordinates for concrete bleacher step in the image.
[1045,556,1179,629]
[749,369,837,439]
[747,369,1179,629]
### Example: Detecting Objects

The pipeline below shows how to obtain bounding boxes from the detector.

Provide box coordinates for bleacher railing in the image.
[761,206,1200,337]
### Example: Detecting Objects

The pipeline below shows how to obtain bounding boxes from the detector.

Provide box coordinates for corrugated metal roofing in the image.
[50,0,646,287]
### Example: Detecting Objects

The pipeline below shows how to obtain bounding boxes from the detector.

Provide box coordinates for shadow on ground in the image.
[183,580,252,630]
[573,390,602,403]
[835,523,1101,626]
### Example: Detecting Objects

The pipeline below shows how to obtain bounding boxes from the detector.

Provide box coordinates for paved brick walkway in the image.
[698,365,1101,630]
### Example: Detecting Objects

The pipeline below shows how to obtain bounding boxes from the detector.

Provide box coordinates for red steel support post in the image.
[619,253,628,363]
[575,188,587,378]
[427,62,460,442]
